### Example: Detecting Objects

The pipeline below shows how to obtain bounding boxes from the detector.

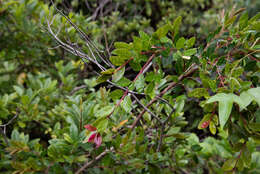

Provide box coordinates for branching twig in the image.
[131,64,198,130]
[131,94,161,124]
[0,108,20,145]
[48,1,112,69]
[156,108,175,152]
[75,147,113,174]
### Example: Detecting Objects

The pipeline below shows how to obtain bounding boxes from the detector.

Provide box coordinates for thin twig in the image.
[0,108,20,128]
[131,64,198,130]
[131,94,162,124]
[156,108,175,152]
[75,147,113,174]
[0,108,20,145]
[69,85,87,95]
[49,1,112,68]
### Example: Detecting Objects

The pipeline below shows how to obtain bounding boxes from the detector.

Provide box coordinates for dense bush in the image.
[0,0,260,174]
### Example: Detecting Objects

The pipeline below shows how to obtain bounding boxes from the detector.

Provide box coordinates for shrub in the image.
[0,0,260,174]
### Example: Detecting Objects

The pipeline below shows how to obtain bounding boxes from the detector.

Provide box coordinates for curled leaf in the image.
[87,132,102,148]
[84,124,97,131]
[88,133,96,143]
[94,133,102,148]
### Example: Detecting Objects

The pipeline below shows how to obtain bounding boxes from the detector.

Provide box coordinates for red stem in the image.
[133,54,156,82]
[107,88,129,118]
[115,57,133,72]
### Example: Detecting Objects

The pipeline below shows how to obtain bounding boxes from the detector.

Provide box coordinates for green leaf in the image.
[209,121,216,135]
[222,158,237,171]
[224,15,237,28]
[154,24,170,39]
[134,75,145,92]
[168,133,187,139]
[112,48,131,58]
[248,123,260,132]
[13,85,24,96]
[95,105,114,118]
[249,12,260,23]
[112,67,125,82]
[191,144,202,152]
[175,95,186,113]
[231,67,244,78]
[188,88,209,98]
[109,89,124,101]
[145,82,156,98]
[121,95,132,113]
[114,42,130,49]
[172,16,182,38]
[183,48,197,56]
[239,12,248,30]
[186,37,196,48]
[207,93,234,129]
[96,74,111,83]
[242,148,252,167]
[133,36,143,52]
[247,87,260,106]
[69,123,78,140]
[110,56,126,66]
[237,158,244,171]
[101,68,115,75]
[93,118,109,133]
[238,91,254,111]
[116,77,132,87]
[176,37,185,49]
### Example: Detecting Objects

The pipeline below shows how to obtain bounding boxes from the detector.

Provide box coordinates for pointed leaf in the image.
[209,121,217,135]
[222,158,237,171]
[186,37,196,48]
[114,42,130,49]
[172,16,182,38]
[176,37,185,49]
[207,93,234,129]
[112,67,125,82]
[183,48,197,56]
[218,100,233,129]
[238,91,254,111]
[154,24,170,39]
[247,87,260,106]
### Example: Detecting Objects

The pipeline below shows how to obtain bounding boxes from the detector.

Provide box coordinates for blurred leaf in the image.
[176,37,185,49]
[222,158,236,171]
[112,67,125,82]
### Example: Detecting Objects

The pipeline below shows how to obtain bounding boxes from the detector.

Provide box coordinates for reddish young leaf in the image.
[94,133,102,148]
[84,124,97,131]
[201,120,210,128]
[88,133,96,143]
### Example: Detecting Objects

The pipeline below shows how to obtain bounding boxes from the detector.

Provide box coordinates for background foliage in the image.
[0,0,260,173]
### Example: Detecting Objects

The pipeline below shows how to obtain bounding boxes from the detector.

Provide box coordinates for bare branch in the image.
[131,94,162,124]
[48,1,112,68]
